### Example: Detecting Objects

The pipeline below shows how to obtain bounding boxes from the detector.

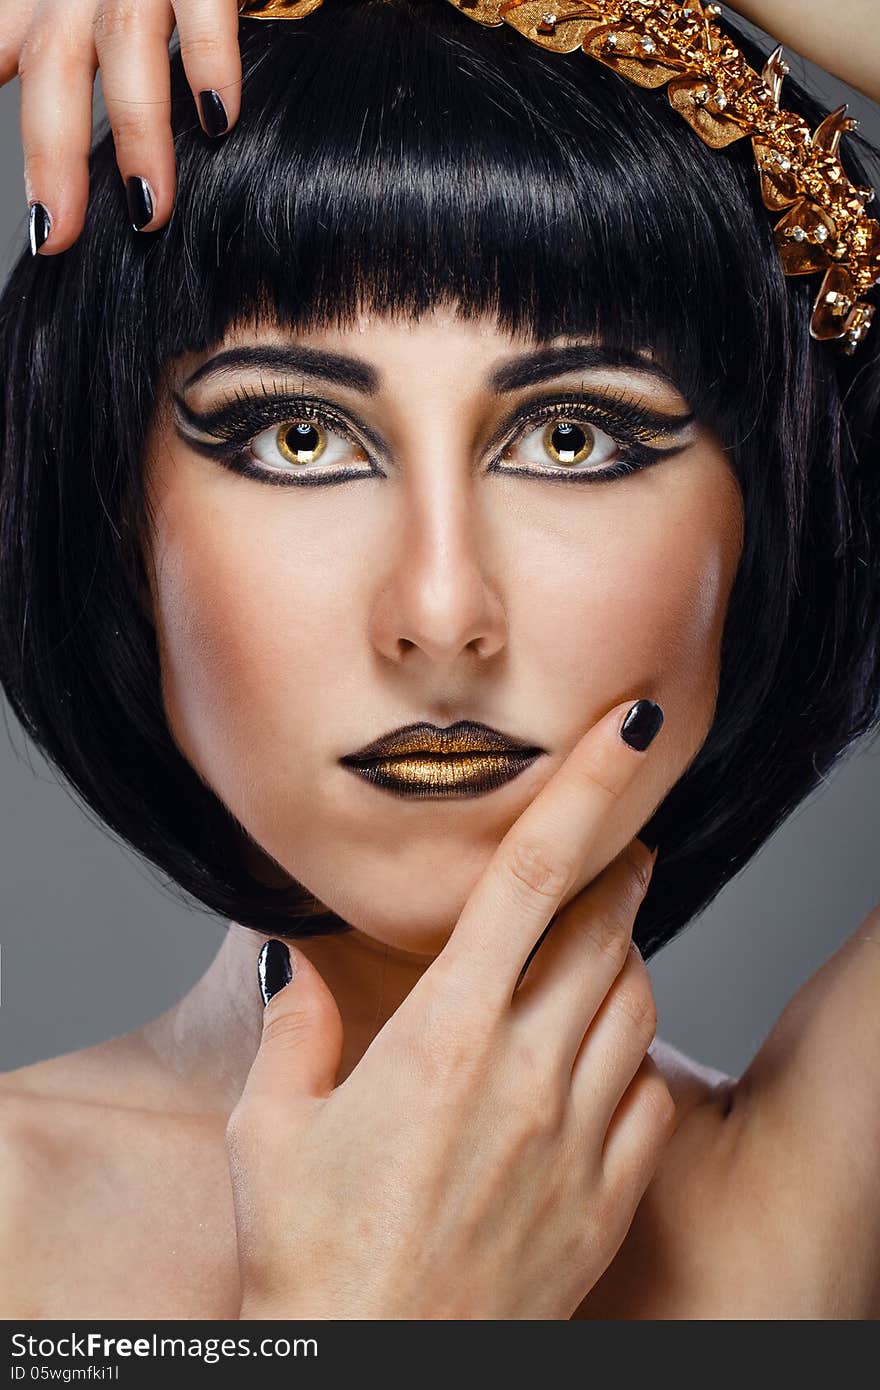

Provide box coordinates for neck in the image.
[138,920,435,1116]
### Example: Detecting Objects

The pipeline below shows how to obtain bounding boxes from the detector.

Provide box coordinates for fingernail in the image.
[126,175,154,231]
[28,201,51,255]
[257,938,293,1006]
[198,89,229,138]
[620,699,664,751]
[639,827,660,853]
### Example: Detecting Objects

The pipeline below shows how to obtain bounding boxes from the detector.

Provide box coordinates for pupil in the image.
[550,421,589,464]
[284,421,320,459]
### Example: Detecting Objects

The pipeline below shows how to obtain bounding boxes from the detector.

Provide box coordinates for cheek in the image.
[146,478,367,812]
[515,459,743,757]
[588,508,733,697]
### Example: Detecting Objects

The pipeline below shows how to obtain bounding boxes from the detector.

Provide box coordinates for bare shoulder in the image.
[719,904,880,1313]
[650,902,880,1187]
[733,903,880,1157]
[582,910,880,1318]
[0,1053,239,1320]
[0,1038,145,1298]
[0,1031,164,1108]
[0,1037,194,1308]
[0,1062,80,1317]
[0,1042,235,1315]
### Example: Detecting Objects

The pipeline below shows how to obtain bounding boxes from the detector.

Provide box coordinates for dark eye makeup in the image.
[170,379,696,489]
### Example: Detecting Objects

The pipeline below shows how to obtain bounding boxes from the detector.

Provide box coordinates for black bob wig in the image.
[1,0,879,959]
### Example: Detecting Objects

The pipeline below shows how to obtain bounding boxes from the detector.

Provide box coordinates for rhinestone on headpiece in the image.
[238,0,880,355]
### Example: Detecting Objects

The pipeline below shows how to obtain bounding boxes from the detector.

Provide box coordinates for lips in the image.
[339,721,545,798]
[341,720,543,764]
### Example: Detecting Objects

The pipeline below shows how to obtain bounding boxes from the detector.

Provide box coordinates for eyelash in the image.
[175,381,690,488]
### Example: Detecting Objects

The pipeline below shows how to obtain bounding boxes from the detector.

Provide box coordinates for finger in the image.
[598,1052,676,1197]
[510,837,658,1069]
[93,0,176,232]
[237,941,345,1112]
[0,0,39,84]
[437,697,665,1012]
[569,943,661,1137]
[171,0,242,139]
[19,0,98,255]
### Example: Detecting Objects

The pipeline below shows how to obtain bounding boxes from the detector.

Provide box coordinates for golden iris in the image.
[276,419,327,466]
[543,420,593,466]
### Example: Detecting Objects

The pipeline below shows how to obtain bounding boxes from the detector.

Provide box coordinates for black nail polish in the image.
[28,202,51,255]
[126,176,154,231]
[638,827,660,853]
[620,699,664,751]
[258,939,292,1006]
[199,89,229,138]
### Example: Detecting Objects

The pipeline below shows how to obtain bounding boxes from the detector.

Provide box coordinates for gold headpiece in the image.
[238,0,880,355]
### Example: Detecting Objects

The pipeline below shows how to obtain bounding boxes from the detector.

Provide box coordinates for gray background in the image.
[1,12,879,1079]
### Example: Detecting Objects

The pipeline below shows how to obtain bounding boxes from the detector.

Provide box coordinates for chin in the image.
[320,888,470,959]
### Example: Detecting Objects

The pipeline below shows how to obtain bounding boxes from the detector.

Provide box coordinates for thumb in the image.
[242,939,345,1105]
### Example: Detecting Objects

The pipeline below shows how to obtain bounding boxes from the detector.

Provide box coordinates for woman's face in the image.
[142,303,744,955]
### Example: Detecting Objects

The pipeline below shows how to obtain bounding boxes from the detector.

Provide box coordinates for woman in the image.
[1,0,879,1318]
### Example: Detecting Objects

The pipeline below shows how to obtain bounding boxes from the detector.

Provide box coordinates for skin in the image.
[3,306,880,1318]
[136,303,743,1095]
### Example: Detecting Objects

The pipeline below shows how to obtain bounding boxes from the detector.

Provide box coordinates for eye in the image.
[173,382,693,489]
[505,410,625,474]
[251,414,369,473]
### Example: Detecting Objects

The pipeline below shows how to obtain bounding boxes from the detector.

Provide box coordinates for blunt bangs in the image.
[151,0,784,433]
[1,0,879,954]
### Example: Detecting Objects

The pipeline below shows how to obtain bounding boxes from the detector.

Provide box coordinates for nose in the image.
[368,484,508,669]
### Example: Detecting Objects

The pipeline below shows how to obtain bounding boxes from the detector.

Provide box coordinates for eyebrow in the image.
[181,342,687,400]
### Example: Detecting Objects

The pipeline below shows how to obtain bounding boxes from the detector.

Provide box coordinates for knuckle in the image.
[506,1031,547,1096]
[639,1072,677,1136]
[110,108,153,147]
[408,1021,478,1089]
[18,23,67,79]
[612,974,658,1040]
[625,839,654,896]
[505,838,574,903]
[404,984,489,1087]
[586,906,632,971]
[224,1097,264,1151]
[16,37,42,81]
[181,30,228,63]
[93,0,143,46]
[500,1027,567,1138]
[508,1069,567,1141]
[519,1088,567,1142]
[260,1003,312,1053]
[574,746,621,802]
[224,1105,245,1147]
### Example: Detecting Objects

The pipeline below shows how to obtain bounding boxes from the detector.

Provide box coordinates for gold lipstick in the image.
[340,721,545,798]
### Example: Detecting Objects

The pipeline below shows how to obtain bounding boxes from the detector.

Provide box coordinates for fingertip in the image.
[27,201,89,256]
[619,699,665,752]
[125,175,156,231]
[28,201,52,256]
[123,175,177,234]
[198,88,230,139]
[258,938,294,1007]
